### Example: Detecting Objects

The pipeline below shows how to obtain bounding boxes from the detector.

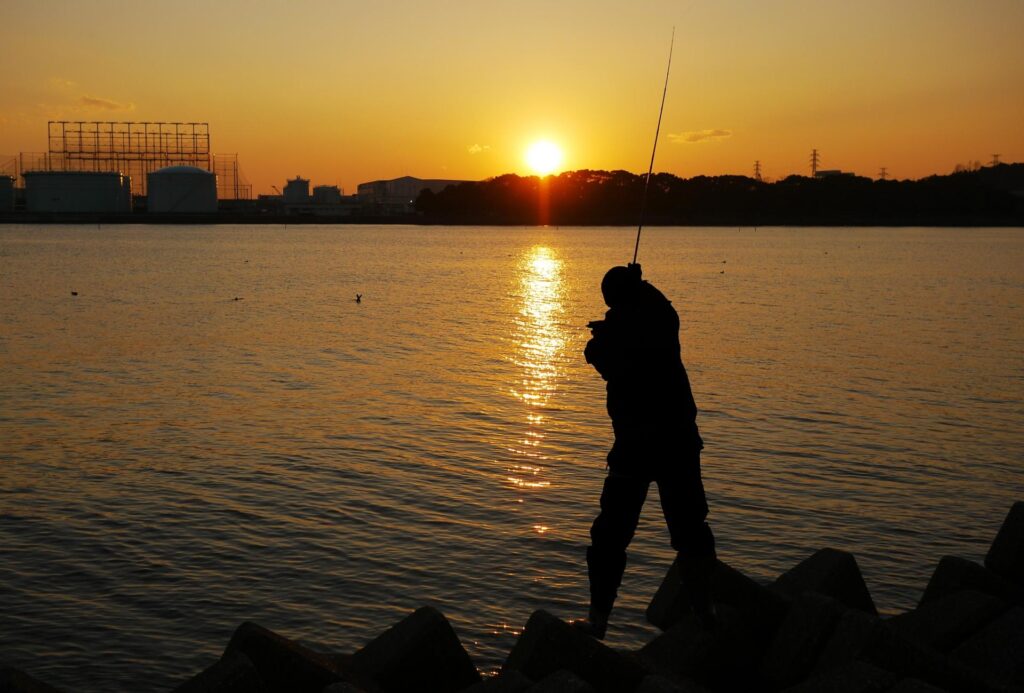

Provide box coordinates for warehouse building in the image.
[356,176,466,215]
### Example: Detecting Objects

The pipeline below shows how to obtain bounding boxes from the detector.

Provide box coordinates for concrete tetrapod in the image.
[223,622,346,693]
[348,606,480,693]
[771,548,877,616]
[985,501,1024,585]
[504,610,647,693]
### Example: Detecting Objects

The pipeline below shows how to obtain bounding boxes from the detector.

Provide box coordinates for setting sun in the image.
[525,140,564,176]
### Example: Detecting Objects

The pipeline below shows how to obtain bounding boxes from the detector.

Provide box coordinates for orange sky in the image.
[2,0,1022,195]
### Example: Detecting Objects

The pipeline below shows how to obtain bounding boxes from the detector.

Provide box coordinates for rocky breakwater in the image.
[3,501,1024,693]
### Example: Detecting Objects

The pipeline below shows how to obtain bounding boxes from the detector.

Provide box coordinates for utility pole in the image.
[754,160,762,181]
[990,154,1001,166]
[810,149,820,177]
[878,167,888,181]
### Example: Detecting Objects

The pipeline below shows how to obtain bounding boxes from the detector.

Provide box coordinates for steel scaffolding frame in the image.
[213,153,252,200]
[42,121,211,195]
[0,155,17,179]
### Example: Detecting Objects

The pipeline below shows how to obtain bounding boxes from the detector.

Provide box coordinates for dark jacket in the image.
[585,281,702,457]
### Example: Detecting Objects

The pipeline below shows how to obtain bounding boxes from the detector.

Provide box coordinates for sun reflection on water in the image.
[505,246,565,496]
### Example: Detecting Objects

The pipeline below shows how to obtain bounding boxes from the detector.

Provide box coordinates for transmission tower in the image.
[810,149,820,177]
[879,167,888,181]
[991,154,1001,166]
[754,160,763,181]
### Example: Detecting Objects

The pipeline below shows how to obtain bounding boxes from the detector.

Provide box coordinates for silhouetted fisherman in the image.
[574,263,715,639]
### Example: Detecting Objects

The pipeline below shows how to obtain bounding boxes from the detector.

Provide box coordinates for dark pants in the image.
[587,448,715,613]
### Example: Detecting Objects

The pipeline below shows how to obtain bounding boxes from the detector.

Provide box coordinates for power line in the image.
[753,160,762,181]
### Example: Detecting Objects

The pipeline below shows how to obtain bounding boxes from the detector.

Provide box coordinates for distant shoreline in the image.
[2,211,1024,228]
[2,215,1022,227]
[3,164,1022,227]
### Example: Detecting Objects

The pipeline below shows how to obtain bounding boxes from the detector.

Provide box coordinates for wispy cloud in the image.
[668,129,732,144]
[467,144,490,155]
[79,95,135,111]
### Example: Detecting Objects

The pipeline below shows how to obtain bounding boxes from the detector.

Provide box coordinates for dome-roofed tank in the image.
[147,165,217,214]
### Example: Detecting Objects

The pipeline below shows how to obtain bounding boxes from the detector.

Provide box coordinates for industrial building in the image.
[3,120,478,220]
[23,171,131,214]
[283,176,310,204]
[271,177,360,216]
[9,121,250,213]
[312,185,342,205]
[147,166,217,213]
[30,121,211,197]
[814,169,855,179]
[0,176,13,211]
[357,176,466,214]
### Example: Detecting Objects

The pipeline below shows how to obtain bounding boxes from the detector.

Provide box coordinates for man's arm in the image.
[584,312,629,380]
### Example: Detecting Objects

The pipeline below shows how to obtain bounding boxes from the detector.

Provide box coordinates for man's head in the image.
[601,263,643,307]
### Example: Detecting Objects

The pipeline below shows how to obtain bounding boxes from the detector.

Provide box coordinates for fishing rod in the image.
[632,27,675,266]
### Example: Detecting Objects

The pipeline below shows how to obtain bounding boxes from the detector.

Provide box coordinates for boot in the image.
[574,546,627,639]
[571,606,611,639]
[681,553,718,630]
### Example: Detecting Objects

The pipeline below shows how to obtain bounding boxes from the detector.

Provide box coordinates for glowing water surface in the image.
[1,225,1021,692]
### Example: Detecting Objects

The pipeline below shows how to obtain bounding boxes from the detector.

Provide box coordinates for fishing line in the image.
[632,27,675,265]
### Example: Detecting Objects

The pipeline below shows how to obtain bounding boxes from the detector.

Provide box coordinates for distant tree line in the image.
[415,164,1024,226]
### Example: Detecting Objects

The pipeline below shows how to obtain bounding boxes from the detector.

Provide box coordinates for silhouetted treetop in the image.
[416,164,1024,226]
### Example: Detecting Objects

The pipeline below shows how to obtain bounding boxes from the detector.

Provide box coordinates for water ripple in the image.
[0,225,1021,691]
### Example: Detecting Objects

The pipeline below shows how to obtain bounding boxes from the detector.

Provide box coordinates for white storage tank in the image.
[147,165,217,213]
[24,171,132,213]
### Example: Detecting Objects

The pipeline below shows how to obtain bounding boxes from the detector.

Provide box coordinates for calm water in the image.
[1,225,1022,691]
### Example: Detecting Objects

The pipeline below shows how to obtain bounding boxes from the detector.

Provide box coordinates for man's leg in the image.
[578,469,650,638]
[657,453,717,627]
